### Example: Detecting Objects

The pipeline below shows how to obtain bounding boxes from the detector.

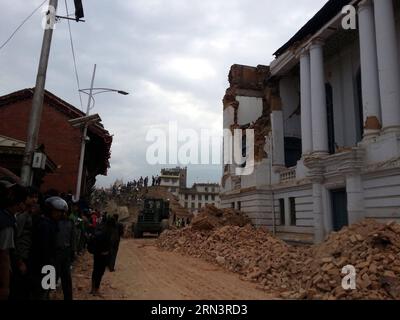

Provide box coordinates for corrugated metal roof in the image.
[0,135,26,148]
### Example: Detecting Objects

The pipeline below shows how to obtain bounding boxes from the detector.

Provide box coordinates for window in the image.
[191,203,195,209]
[279,199,285,226]
[192,195,195,200]
[284,137,302,168]
[241,133,247,168]
[198,195,202,201]
[185,194,188,200]
[231,202,235,209]
[289,197,296,226]
[170,187,176,192]
[205,187,208,192]
[205,195,209,201]
[237,201,241,211]
[185,202,188,208]
[211,195,215,201]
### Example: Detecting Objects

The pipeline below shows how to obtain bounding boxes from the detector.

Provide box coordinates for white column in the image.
[271,110,285,166]
[374,0,400,132]
[346,174,365,224]
[310,40,329,154]
[358,0,382,137]
[300,51,313,154]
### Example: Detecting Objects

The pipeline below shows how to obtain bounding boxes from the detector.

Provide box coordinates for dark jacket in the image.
[14,212,32,262]
[56,219,75,251]
[93,226,112,255]
[31,216,58,271]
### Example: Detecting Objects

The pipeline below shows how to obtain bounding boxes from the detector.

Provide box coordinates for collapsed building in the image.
[221,0,400,244]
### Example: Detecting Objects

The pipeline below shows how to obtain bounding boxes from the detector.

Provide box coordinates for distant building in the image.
[159,167,187,196]
[0,88,112,197]
[179,183,221,214]
[159,167,220,213]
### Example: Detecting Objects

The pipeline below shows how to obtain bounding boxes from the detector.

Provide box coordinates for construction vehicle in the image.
[132,198,170,238]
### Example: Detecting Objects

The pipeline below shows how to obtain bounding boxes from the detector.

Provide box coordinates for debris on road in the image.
[191,205,251,231]
[158,216,400,300]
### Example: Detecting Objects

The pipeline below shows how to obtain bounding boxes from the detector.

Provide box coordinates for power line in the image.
[65,0,84,111]
[0,0,48,51]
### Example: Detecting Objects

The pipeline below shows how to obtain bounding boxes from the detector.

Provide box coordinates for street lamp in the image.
[73,64,129,202]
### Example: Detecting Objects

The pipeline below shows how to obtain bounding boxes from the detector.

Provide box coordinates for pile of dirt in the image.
[158,219,400,300]
[301,220,400,300]
[191,205,251,231]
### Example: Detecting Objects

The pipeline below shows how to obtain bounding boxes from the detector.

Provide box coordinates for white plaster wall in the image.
[223,106,235,129]
[236,96,263,126]
[363,174,400,223]
[240,160,270,189]
[280,76,301,138]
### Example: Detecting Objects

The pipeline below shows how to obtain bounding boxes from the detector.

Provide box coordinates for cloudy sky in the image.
[0,0,326,187]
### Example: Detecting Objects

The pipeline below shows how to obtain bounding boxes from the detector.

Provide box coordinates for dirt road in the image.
[68,238,276,300]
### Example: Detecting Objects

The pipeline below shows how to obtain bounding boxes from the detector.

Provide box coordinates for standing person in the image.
[108,214,124,272]
[0,180,27,300]
[55,207,75,300]
[10,187,39,300]
[30,196,66,300]
[90,218,113,296]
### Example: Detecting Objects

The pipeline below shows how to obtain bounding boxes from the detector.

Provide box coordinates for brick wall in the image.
[0,99,82,193]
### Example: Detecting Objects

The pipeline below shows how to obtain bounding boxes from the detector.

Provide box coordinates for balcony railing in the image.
[280,168,296,183]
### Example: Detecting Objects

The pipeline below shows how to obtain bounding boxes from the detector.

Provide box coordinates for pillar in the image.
[374,0,400,132]
[346,174,365,224]
[310,40,329,154]
[358,0,382,137]
[300,50,313,154]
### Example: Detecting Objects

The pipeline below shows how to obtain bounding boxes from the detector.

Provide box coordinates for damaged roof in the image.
[273,0,352,57]
[0,88,113,175]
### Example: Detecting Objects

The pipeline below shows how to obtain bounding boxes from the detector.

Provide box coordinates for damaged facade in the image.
[221,0,400,244]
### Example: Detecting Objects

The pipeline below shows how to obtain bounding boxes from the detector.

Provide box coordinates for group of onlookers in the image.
[0,177,123,300]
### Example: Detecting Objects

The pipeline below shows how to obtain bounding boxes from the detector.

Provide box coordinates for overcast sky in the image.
[0,0,326,187]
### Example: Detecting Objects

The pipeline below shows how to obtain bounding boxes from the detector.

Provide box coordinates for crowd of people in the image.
[112,175,162,196]
[0,177,124,300]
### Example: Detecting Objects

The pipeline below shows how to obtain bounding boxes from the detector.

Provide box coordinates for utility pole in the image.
[74,64,97,201]
[21,0,58,186]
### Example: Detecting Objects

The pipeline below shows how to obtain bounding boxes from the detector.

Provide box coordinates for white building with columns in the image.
[220,0,400,244]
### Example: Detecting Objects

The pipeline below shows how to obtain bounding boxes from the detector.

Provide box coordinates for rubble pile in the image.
[158,218,400,300]
[302,219,400,300]
[191,205,251,231]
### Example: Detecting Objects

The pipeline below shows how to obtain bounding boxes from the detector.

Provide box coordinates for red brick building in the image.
[0,88,112,196]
